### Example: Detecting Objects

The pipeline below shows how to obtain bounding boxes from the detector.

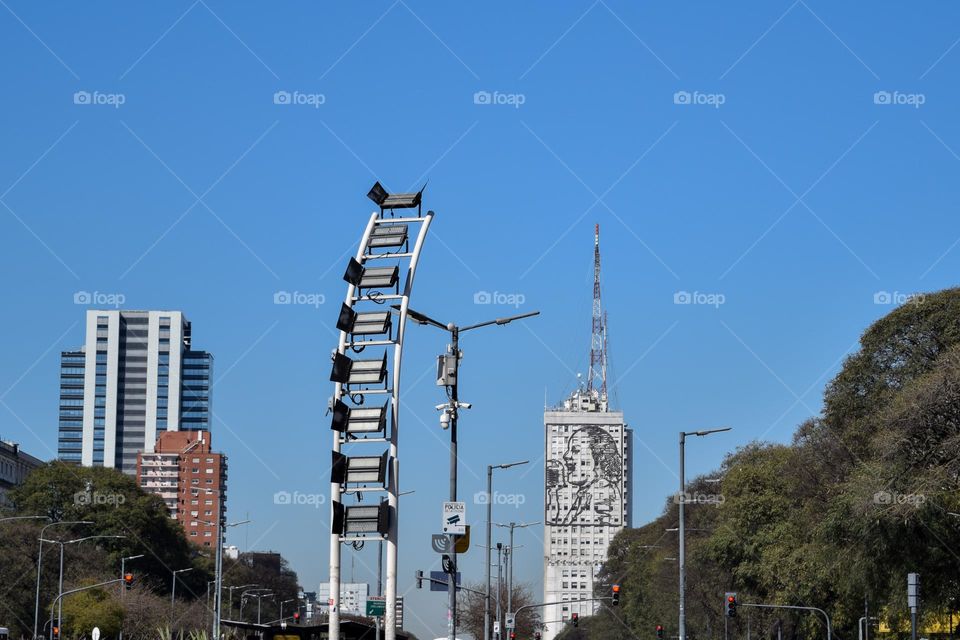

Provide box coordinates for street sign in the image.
[494,621,500,634]
[908,572,920,611]
[442,553,457,574]
[506,613,515,629]
[442,501,466,534]
[431,534,452,553]
[366,596,386,617]
[92,628,100,640]
[429,570,461,592]
[454,525,470,553]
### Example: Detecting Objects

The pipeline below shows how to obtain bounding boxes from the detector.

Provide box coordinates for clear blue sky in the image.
[2,2,959,637]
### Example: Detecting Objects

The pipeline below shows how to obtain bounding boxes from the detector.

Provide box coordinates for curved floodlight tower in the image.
[328,185,434,640]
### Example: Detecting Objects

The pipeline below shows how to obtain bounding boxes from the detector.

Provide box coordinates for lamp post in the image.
[495,543,503,639]
[34,520,90,640]
[240,589,272,624]
[678,427,731,640]
[495,521,539,625]
[171,568,194,611]
[119,553,144,640]
[227,584,257,620]
[200,518,250,640]
[42,534,125,637]
[484,461,528,640]
[403,306,540,640]
[280,599,295,621]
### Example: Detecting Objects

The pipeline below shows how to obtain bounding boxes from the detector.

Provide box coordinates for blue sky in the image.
[2,2,959,637]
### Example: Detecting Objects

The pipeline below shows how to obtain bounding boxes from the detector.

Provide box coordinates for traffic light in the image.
[725,592,738,618]
[535,633,542,640]
[611,583,621,605]
[52,627,60,640]
[572,613,579,627]
[124,572,134,590]
[509,633,516,640]
[656,624,664,639]
[293,612,300,624]
[415,570,424,589]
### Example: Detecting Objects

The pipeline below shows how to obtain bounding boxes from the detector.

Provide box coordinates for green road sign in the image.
[366,597,386,617]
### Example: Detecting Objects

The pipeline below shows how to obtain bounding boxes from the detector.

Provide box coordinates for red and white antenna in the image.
[587,224,607,404]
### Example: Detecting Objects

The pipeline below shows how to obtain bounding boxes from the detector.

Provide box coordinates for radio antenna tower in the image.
[587,224,607,406]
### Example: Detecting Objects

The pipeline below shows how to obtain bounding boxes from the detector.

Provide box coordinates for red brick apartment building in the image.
[136,430,227,547]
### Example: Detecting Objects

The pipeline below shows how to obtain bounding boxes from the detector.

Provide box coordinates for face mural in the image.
[546,425,622,526]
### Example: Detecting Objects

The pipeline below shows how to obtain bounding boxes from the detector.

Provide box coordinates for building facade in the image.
[136,429,226,547]
[316,582,369,617]
[0,440,43,507]
[542,388,632,640]
[58,310,212,474]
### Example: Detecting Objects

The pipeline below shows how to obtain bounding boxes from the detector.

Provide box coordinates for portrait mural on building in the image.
[546,425,623,526]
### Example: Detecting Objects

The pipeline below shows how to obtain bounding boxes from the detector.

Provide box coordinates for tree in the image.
[61,590,123,639]
[456,581,541,640]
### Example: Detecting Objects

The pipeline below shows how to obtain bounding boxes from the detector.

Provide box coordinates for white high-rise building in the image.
[542,388,632,640]
[58,310,213,474]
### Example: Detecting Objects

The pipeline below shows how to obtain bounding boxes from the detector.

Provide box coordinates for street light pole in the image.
[678,427,731,640]
[171,568,194,612]
[402,306,539,640]
[495,544,503,639]
[43,534,125,637]
[33,520,88,640]
[119,554,143,640]
[485,461,528,640]
[494,520,538,628]
[226,584,257,620]
[200,518,250,640]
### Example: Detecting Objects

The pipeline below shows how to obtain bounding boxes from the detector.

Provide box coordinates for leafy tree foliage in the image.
[580,287,960,640]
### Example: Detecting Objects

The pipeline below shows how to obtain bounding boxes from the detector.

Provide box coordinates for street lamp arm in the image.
[460,311,540,333]
[393,305,447,330]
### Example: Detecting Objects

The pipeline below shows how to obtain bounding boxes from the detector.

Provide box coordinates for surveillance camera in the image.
[439,412,450,430]
[458,402,472,409]
[435,403,448,411]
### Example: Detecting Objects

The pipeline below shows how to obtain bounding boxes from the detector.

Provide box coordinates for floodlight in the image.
[342,258,399,291]
[332,501,390,536]
[336,303,392,336]
[369,224,408,248]
[330,399,388,435]
[366,181,424,211]
[330,352,387,386]
[331,450,389,484]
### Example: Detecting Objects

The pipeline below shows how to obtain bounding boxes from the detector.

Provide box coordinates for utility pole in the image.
[678,427,731,640]
[485,461,528,640]
[403,305,539,640]
[495,520,538,632]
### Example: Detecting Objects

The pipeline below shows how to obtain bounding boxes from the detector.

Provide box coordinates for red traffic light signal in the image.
[572,613,579,627]
[656,624,664,639]
[509,633,516,640]
[124,573,134,590]
[725,592,738,618]
[611,583,621,605]
[52,627,60,640]
[293,612,301,624]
